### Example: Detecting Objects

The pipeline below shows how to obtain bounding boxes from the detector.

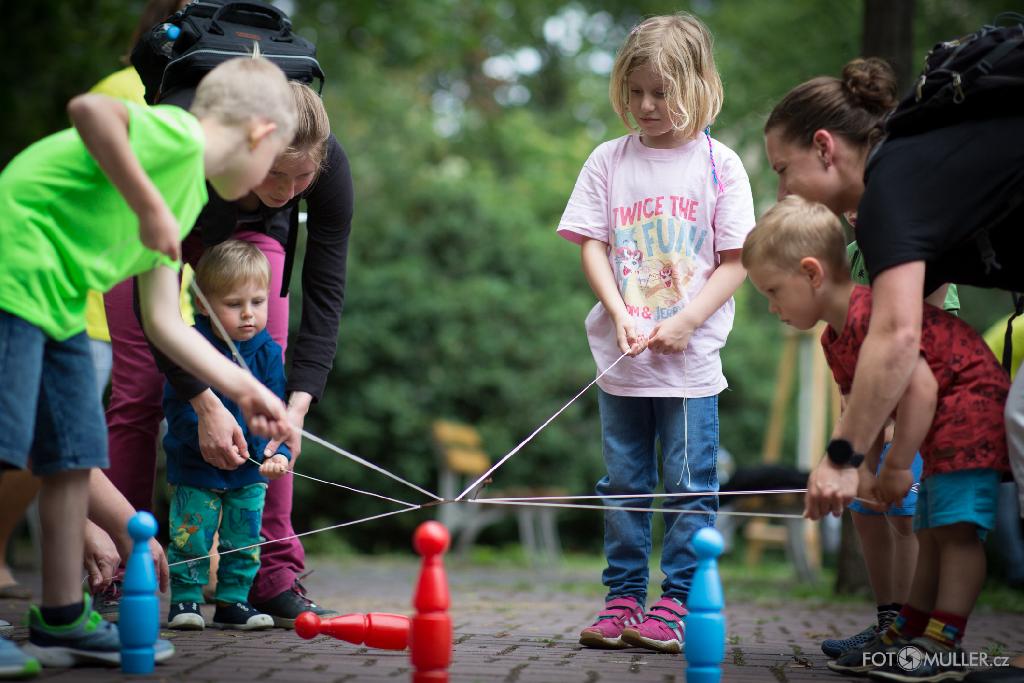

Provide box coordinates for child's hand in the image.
[259,454,289,480]
[612,313,647,356]
[876,465,913,507]
[138,202,182,261]
[648,314,695,355]
[855,466,886,513]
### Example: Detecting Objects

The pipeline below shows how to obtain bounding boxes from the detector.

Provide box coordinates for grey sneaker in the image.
[0,638,40,679]
[22,595,174,668]
[867,636,967,681]
[0,621,11,638]
[822,624,879,658]
[828,633,907,676]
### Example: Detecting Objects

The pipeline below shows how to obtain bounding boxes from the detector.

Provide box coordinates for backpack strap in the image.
[280,202,300,298]
[1003,293,1024,374]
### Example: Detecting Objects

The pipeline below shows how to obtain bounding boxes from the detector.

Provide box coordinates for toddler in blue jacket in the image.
[163,240,291,631]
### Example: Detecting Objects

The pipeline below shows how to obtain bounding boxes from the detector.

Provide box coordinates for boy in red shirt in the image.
[742,196,1009,681]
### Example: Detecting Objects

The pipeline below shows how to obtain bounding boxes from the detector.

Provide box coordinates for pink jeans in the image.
[104,230,303,602]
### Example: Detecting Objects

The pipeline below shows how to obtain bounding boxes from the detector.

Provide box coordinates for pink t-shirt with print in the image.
[557,133,754,397]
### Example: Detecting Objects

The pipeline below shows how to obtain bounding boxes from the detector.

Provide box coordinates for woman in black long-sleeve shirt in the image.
[102,83,352,626]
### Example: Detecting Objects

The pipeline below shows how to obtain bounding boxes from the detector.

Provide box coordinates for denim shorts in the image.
[913,469,1001,540]
[849,444,923,517]
[0,311,109,476]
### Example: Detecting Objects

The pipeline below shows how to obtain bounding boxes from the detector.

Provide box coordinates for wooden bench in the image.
[432,420,563,563]
[717,466,819,582]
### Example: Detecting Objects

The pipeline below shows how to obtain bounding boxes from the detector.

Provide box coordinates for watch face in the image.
[828,439,853,463]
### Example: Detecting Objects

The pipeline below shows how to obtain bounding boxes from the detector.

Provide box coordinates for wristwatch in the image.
[826,438,865,468]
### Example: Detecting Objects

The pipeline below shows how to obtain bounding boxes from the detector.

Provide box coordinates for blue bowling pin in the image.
[684,527,726,683]
[120,511,159,674]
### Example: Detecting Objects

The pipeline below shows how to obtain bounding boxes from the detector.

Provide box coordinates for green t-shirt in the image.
[847,242,960,313]
[0,102,207,340]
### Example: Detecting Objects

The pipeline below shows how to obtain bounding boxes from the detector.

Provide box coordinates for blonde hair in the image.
[742,196,850,282]
[281,81,331,170]
[190,55,297,144]
[195,240,271,299]
[610,13,723,140]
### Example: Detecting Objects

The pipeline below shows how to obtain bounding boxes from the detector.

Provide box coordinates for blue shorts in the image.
[913,469,1001,540]
[849,444,923,517]
[0,311,108,476]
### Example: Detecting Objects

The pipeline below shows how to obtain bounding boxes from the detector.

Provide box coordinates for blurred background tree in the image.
[1,0,1015,553]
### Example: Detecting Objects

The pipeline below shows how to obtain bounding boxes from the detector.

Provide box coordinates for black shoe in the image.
[167,601,205,630]
[964,666,1024,682]
[252,579,337,629]
[211,602,274,631]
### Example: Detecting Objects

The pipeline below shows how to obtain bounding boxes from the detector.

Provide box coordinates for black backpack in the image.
[131,0,325,105]
[885,13,1024,138]
[884,14,1024,373]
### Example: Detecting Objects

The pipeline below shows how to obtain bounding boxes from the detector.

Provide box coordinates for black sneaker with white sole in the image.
[167,602,205,630]
[212,602,274,631]
[252,579,338,629]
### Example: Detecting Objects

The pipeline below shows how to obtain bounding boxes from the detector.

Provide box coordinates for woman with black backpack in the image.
[101,80,353,629]
[765,29,1024,680]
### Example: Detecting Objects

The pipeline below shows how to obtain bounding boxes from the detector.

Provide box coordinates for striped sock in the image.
[880,604,929,645]
[877,603,901,632]
[923,611,967,648]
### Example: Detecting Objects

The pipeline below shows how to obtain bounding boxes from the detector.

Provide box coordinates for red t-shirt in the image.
[821,286,1009,478]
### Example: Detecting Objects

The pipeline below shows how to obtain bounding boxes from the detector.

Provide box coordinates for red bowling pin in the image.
[410,521,451,682]
[295,611,409,650]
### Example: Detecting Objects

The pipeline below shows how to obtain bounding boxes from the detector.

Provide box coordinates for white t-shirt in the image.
[557,133,754,397]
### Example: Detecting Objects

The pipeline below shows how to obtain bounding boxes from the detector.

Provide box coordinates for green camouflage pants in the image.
[168,483,266,604]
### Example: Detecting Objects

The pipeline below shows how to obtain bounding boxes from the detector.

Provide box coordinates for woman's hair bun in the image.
[842,57,899,114]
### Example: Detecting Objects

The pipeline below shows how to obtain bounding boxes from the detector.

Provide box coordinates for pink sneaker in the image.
[578,596,644,649]
[621,596,687,654]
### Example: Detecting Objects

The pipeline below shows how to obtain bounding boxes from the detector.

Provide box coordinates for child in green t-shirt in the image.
[0,56,297,675]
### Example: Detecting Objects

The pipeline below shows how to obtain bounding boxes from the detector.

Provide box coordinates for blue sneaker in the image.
[22,595,174,667]
[0,639,40,679]
[822,624,879,658]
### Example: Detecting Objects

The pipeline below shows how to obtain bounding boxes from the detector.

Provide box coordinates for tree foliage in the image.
[1,0,1014,551]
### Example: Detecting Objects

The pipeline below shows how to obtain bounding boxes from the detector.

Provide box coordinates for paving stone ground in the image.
[3,556,1022,682]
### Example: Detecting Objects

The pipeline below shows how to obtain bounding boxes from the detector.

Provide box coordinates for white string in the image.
[675,395,691,487]
[472,487,910,511]
[164,485,904,568]
[477,488,808,502]
[465,498,806,520]
[167,505,422,568]
[455,351,631,501]
[245,457,418,508]
[190,280,442,503]
[299,430,442,501]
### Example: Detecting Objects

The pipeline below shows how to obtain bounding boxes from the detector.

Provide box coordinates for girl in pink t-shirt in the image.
[557,13,754,654]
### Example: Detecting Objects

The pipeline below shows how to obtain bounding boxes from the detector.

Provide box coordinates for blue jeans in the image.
[596,389,719,605]
[0,311,108,475]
